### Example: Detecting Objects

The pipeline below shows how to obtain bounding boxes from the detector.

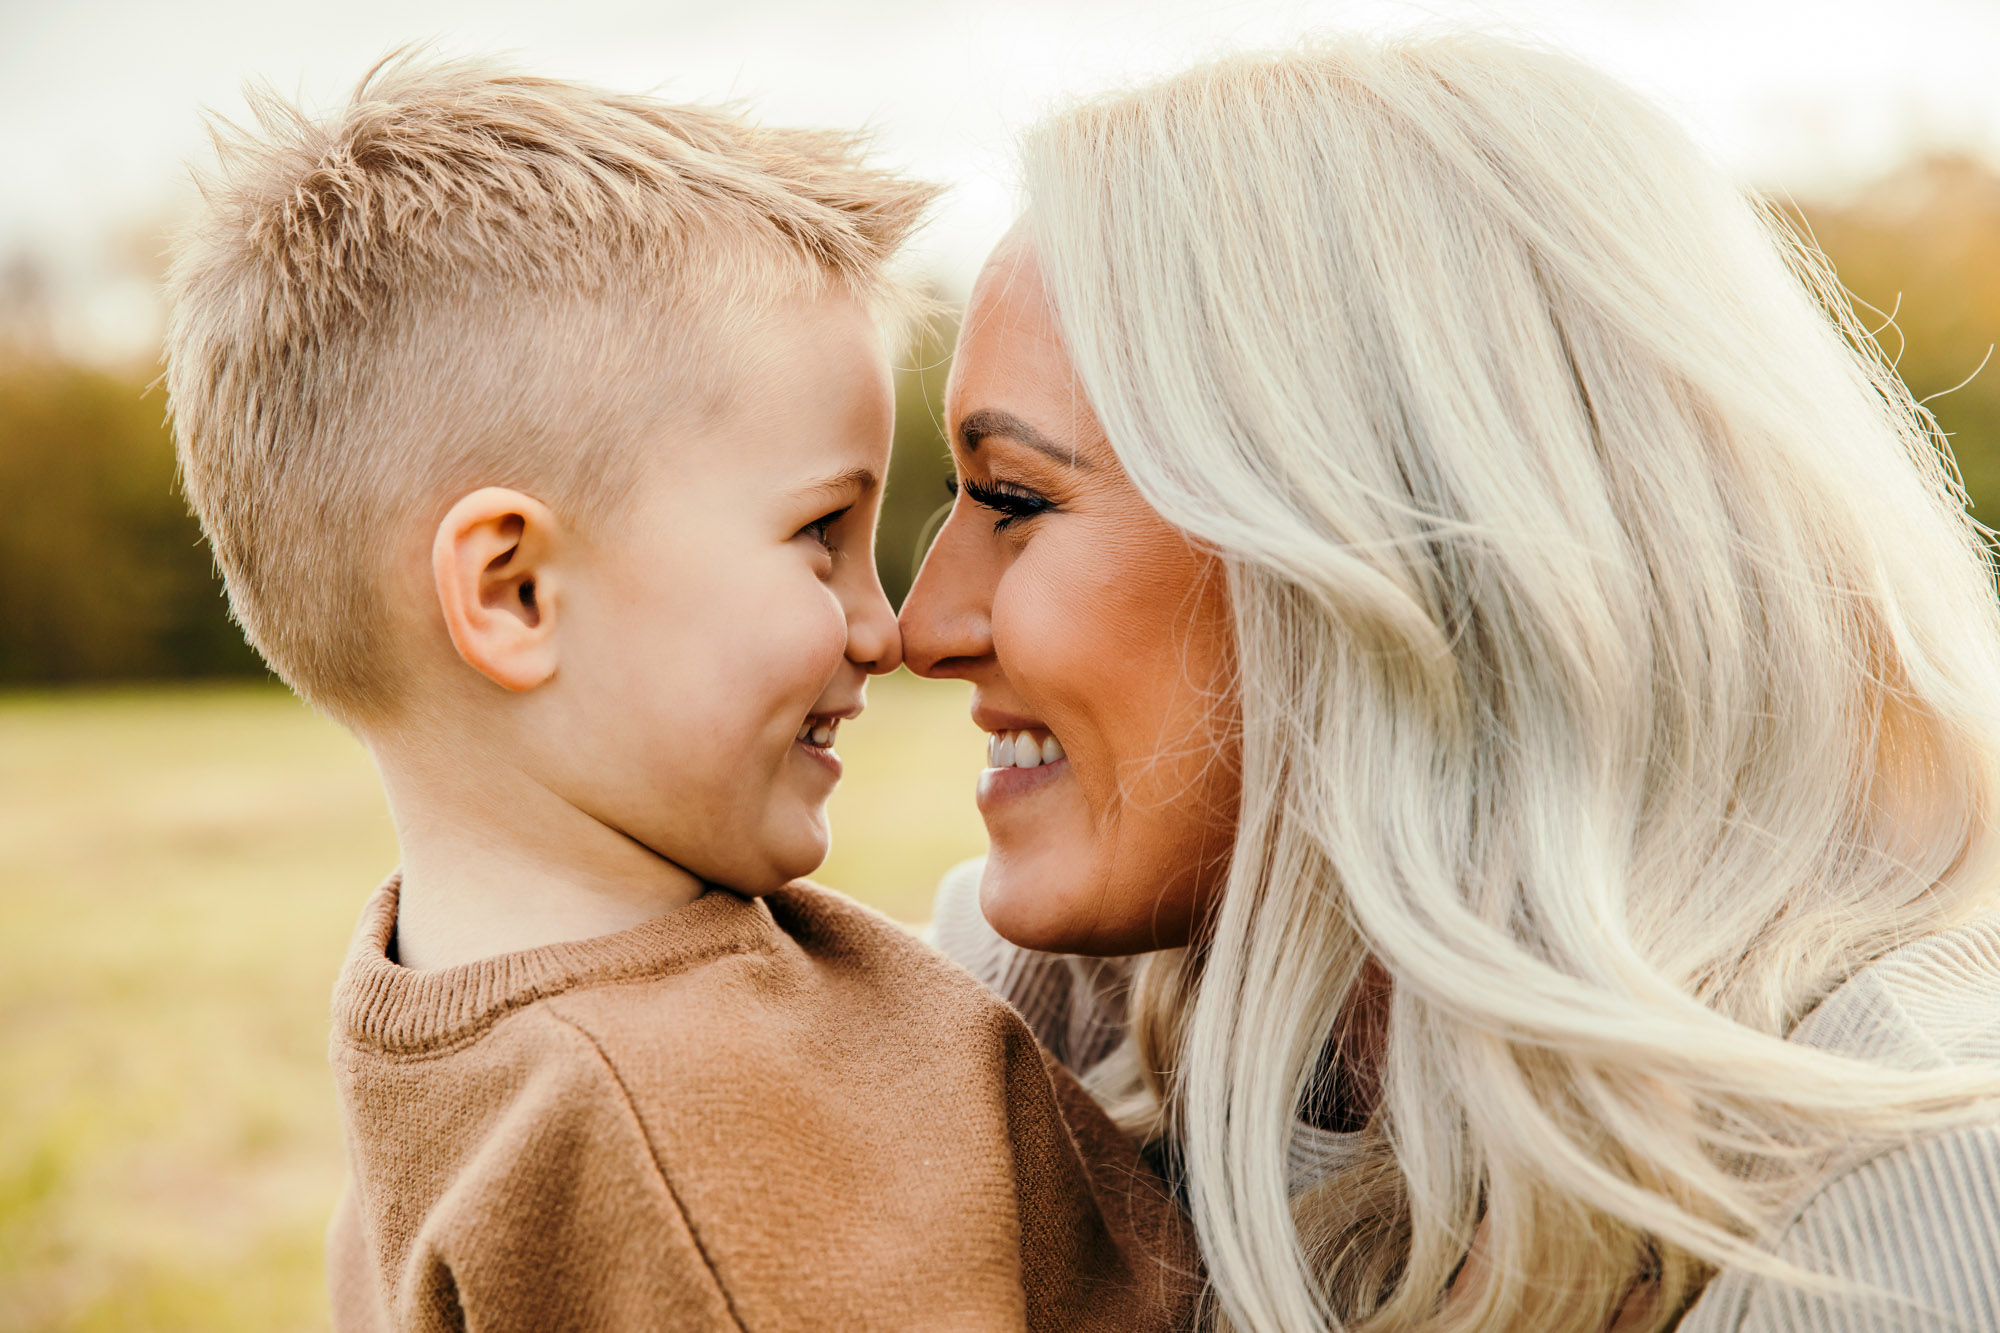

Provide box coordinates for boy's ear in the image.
[432,487,563,692]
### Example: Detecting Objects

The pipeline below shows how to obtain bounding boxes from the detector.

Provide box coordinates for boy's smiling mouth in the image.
[795,715,843,749]
[792,714,846,780]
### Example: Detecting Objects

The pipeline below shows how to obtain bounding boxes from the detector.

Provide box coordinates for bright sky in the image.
[4,0,1997,360]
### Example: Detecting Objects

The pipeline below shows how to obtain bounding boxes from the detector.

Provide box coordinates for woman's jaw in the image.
[963,692,1234,957]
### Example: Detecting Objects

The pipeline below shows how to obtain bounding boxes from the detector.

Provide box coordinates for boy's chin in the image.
[747,818,831,890]
[678,820,827,897]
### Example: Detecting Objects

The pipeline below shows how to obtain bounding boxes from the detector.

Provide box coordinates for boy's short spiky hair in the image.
[165,53,937,725]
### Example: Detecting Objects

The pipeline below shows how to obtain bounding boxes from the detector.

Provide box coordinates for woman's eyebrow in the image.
[958,408,1093,468]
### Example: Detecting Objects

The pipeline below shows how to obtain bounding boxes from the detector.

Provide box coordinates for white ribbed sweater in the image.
[930,859,2000,1331]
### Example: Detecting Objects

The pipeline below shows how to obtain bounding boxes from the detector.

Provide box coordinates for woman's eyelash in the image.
[948,475,1055,532]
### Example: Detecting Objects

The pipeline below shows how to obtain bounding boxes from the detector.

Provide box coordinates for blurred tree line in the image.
[0,358,262,681]
[1781,155,2000,511]
[3,153,1998,686]
[0,299,958,686]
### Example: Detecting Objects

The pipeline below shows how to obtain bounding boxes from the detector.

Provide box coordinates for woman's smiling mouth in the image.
[977,727,1070,810]
[985,729,1065,768]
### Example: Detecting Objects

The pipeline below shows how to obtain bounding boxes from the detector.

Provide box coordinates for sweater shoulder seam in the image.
[542,1006,749,1333]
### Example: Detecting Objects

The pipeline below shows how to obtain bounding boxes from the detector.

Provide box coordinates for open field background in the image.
[0,672,986,1332]
[3,12,1997,1326]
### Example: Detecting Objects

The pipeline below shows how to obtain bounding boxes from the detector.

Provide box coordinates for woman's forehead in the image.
[962,233,1050,349]
[949,239,1071,424]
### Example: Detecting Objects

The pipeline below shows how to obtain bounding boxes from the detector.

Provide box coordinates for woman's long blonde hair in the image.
[1020,34,2000,1332]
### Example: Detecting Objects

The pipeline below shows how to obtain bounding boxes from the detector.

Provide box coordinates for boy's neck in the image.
[373,744,706,972]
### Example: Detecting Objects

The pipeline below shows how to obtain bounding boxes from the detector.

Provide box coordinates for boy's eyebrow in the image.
[790,465,879,503]
[958,408,1093,468]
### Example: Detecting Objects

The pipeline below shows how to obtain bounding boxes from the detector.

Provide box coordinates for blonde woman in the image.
[900,34,2000,1333]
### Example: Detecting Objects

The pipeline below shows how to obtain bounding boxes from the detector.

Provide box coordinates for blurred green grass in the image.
[0,671,985,1332]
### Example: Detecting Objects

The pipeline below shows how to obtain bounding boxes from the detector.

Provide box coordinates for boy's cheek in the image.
[752,585,856,702]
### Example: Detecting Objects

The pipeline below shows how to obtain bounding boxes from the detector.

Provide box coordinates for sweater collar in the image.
[333,872,783,1054]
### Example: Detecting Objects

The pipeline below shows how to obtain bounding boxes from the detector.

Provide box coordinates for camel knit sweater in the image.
[325,875,1195,1332]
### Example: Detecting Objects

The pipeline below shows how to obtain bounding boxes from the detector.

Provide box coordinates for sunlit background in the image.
[4,0,1998,1328]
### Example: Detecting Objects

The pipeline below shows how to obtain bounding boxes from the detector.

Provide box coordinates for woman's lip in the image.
[971,707,1051,733]
[975,755,1070,812]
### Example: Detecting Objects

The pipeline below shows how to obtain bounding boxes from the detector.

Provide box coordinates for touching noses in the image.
[845,566,904,677]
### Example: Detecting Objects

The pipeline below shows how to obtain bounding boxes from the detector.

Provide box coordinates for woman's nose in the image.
[898,514,994,679]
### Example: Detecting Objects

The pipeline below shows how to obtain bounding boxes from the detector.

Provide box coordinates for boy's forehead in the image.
[668,292,894,491]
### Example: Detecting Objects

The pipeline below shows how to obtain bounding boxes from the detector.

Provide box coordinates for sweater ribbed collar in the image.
[333,873,782,1055]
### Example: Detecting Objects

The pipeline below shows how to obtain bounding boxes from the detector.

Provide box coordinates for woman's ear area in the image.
[431,486,564,692]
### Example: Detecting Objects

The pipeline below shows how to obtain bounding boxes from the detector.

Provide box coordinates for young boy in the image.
[164,57,1191,1331]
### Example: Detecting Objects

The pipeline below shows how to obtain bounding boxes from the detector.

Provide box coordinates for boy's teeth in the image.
[798,718,837,747]
[986,730,1065,770]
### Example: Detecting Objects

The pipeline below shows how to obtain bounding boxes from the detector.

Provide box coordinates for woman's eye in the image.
[954,475,1055,533]
[799,507,849,550]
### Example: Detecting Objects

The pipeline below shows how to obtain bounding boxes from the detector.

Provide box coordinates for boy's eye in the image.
[799,507,849,550]
[950,475,1056,533]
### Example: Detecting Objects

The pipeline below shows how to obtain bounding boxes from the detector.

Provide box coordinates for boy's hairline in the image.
[164,54,942,728]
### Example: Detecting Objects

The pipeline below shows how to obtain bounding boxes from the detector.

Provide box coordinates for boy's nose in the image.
[848,583,903,676]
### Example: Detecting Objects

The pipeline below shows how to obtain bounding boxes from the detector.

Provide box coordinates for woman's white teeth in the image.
[797,718,838,747]
[986,730,1065,769]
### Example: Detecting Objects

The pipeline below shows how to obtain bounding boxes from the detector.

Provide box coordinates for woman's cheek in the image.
[992,558,1106,753]
[1003,533,1138,675]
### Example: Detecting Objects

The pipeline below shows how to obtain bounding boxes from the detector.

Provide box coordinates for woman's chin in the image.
[978,867,1098,953]
[978,847,1191,957]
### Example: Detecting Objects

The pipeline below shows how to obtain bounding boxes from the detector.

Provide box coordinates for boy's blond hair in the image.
[165,53,936,724]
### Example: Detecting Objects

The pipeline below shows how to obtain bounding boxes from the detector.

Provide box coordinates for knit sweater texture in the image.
[326,875,1196,1332]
